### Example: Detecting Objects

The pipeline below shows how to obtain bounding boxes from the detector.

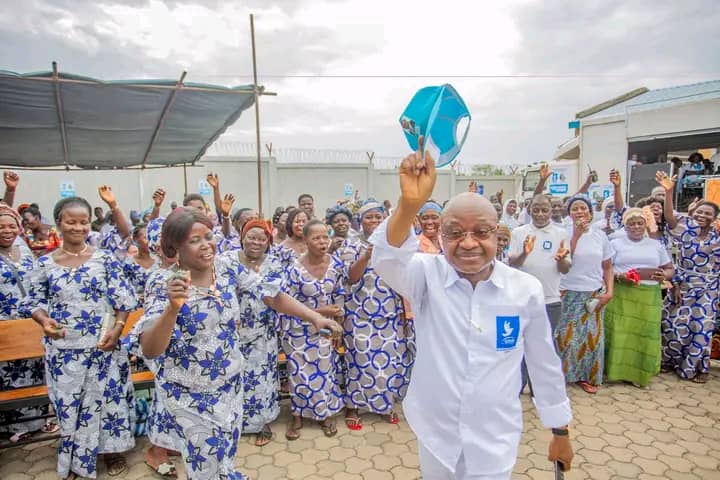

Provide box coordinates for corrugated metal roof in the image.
[582,80,720,120]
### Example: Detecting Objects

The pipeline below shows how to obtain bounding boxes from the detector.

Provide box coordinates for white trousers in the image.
[418,442,512,480]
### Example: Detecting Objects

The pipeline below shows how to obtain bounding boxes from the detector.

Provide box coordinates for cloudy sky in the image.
[1,0,719,167]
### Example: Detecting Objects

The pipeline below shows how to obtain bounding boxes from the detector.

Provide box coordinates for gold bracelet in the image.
[114,320,126,328]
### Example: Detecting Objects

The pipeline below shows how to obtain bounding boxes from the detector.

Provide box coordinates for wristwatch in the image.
[552,427,569,436]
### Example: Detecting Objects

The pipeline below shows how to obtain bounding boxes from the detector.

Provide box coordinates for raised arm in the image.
[575,171,594,195]
[2,171,19,207]
[656,171,678,229]
[388,138,437,247]
[534,164,552,196]
[609,169,624,212]
[98,185,130,239]
[140,274,188,358]
[151,189,166,220]
[206,173,223,219]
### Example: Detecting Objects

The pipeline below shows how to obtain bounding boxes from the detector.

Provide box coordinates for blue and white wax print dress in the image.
[233,253,284,434]
[20,250,138,479]
[280,255,346,421]
[131,255,273,480]
[0,248,48,434]
[336,239,412,413]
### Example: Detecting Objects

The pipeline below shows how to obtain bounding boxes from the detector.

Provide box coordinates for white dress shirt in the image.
[370,219,572,476]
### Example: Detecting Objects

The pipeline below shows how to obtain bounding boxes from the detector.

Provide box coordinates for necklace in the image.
[0,245,19,262]
[186,266,223,301]
[62,244,89,257]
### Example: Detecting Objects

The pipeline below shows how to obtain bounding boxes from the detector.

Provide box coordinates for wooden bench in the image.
[0,311,152,448]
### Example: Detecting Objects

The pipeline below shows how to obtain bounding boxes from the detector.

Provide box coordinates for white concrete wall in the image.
[7,156,519,219]
[626,98,720,139]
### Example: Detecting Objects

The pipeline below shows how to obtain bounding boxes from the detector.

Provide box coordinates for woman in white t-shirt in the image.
[605,208,674,388]
[556,196,615,394]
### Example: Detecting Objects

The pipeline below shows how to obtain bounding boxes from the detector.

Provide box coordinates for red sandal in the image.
[576,381,598,394]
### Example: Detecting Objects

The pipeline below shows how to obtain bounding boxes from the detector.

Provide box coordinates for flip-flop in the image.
[42,421,60,434]
[105,454,128,477]
[345,412,363,431]
[385,412,400,425]
[145,461,178,478]
[286,418,302,441]
[64,472,78,480]
[320,420,337,438]
[255,425,273,447]
[9,431,31,443]
[576,381,598,394]
[691,373,709,384]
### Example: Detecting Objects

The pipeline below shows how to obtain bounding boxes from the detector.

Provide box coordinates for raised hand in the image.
[468,180,477,193]
[609,169,621,187]
[220,193,235,217]
[688,197,701,213]
[540,164,552,181]
[98,185,117,209]
[168,272,190,311]
[398,136,437,210]
[206,173,219,189]
[153,189,166,208]
[655,171,676,192]
[523,235,536,255]
[3,171,19,190]
[554,240,569,261]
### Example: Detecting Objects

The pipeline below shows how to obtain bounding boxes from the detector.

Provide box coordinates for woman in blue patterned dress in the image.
[656,171,720,383]
[133,209,340,480]
[0,204,57,441]
[283,219,346,440]
[272,208,308,269]
[234,219,283,446]
[21,197,138,480]
[337,201,410,430]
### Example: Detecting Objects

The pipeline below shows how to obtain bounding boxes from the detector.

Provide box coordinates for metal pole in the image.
[183,163,188,197]
[250,13,263,217]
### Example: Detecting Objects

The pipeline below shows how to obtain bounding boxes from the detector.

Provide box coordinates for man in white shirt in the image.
[369,143,573,479]
[509,195,571,395]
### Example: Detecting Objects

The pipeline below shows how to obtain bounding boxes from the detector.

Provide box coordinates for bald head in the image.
[442,192,498,221]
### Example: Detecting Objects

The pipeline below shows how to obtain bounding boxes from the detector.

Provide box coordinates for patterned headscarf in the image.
[325,205,353,224]
[241,218,273,244]
[0,202,23,232]
[357,200,384,219]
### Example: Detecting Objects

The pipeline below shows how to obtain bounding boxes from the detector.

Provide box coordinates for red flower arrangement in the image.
[625,269,641,285]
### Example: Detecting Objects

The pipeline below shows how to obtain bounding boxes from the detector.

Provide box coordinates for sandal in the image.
[385,412,400,425]
[285,417,302,441]
[104,454,128,477]
[255,424,273,447]
[64,473,78,480]
[145,461,178,478]
[576,381,598,394]
[42,421,60,434]
[9,431,31,443]
[692,373,709,384]
[660,366,671,374]
[345,410,363,431]
[320,419,337,438]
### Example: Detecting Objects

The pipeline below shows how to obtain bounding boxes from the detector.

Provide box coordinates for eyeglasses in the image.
[441,225,498,242]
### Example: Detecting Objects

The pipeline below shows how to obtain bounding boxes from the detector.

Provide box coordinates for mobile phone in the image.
[319,328,332,338]
[554,461,565,480]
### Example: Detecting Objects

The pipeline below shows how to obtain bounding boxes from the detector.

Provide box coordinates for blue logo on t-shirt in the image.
[496,315,520,350]
[542,240,553,251]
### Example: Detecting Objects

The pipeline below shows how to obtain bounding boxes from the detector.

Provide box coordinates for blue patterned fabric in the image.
[20,250,138,479]
[280,255,346,421]
[235,254,284,433]
[131,255,268,480]
[336,239,413,413]
[0,248,49,433]
[662,217,720,379]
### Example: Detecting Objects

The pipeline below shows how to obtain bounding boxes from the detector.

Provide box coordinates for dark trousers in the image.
[521,302,562,396]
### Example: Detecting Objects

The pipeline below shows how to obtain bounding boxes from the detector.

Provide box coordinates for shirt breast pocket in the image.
[487,305,523,353]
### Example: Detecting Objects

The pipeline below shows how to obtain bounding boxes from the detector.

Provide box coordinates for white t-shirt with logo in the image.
[610,235,672,285]
[509,223,570,304]
[560,227,615,292]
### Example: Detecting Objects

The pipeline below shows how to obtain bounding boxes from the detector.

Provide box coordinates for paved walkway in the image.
[1,366,719,479]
